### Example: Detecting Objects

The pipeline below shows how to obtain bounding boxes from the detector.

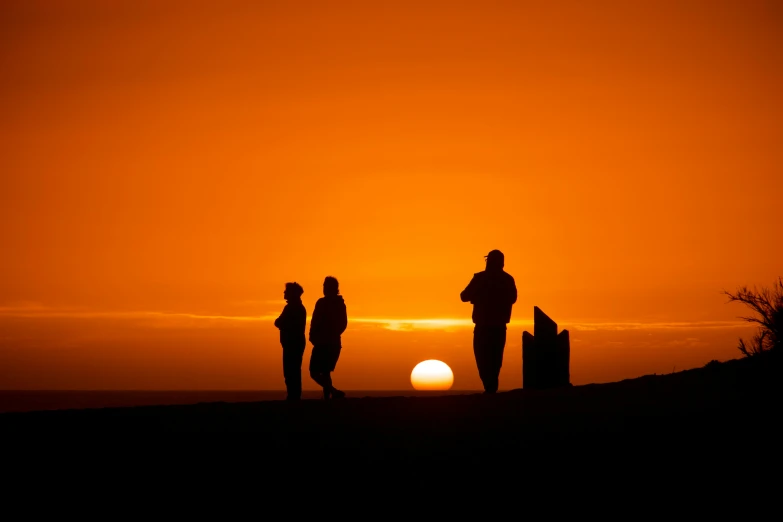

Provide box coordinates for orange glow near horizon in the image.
[0,1,781,390]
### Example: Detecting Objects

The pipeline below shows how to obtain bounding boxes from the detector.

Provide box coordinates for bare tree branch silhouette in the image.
[724,277,783,356]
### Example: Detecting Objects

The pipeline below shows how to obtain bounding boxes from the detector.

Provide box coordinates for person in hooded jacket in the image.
[460,250,517,393]
[308,276,348,399]
[274,282,307,400]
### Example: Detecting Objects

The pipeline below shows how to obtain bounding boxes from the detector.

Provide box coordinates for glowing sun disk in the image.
[411,360,454,391]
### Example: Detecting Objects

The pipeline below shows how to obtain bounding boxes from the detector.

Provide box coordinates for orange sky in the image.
[1,1,781,390]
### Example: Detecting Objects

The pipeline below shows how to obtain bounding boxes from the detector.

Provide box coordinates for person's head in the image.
[323,276,339,297]
[283,282,304,302]
[485,249,504,272]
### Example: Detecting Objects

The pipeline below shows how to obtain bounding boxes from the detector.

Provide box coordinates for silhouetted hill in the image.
[3,354,779,495]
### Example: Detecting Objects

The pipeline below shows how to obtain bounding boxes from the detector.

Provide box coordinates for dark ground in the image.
[3,354,779,501]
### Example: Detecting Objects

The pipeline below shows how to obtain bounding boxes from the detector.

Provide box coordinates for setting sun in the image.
[410,360,455,391]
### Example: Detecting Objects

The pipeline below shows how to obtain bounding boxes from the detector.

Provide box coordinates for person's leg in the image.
[294,344,305,398]
[328,345,345,399]
[473,326,492,392]
[309,369,331,398]
[283,344,304,400]
[282,346,294,399]
[486,326,507,393]
[309,345,331,398]
[310,344,345,399]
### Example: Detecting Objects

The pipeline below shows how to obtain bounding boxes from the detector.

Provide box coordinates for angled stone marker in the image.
[522,306,571,389]
[522,331,538,389]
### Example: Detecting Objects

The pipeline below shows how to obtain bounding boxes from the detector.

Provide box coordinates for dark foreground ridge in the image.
[5,354,780,499]
[3,355,778,443]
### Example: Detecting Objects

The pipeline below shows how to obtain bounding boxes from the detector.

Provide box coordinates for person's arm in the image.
[296,305,307,335]
[509,276,518,305]
[460,274,480,303]
[274,305,288,329]
[337,302,348,335]
[308,300,320,344]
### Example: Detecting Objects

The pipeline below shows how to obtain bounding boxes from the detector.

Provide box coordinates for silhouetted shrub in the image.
[724,278,783,357]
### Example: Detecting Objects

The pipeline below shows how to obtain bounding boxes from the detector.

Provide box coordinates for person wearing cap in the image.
[460,250,517,393]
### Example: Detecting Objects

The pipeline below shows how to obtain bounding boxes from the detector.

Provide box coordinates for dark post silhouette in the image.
[308,276,348,400]
[274,282,307,400]
[460,250,518,393]
[522,306,570,389]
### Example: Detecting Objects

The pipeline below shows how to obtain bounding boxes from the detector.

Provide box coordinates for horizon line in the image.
[0,304,751,331]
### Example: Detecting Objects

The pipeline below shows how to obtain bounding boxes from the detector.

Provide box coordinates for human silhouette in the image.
[274,282,307,401]
[308,276,348,399]
[460,250,517,393]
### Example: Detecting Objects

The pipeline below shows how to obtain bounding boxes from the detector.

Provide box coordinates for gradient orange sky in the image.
[1,1,781,390]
